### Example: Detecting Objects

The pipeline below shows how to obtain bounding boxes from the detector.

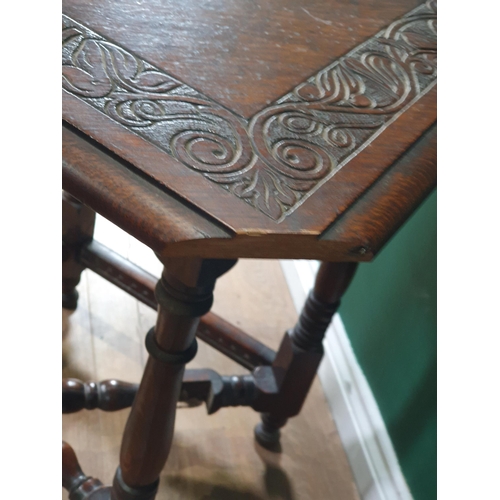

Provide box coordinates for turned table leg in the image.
[254,261,358,449]
[63,441,111,499]
[110,257,236,500]
[62,192,96,310]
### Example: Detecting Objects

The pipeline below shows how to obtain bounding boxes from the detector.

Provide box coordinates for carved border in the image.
[62,0,436,221]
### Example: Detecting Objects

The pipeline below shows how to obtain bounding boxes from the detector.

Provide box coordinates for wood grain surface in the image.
[62,0,423,118]
[62,220,360,500]
[62,0,437,245]
[63,122,436,261]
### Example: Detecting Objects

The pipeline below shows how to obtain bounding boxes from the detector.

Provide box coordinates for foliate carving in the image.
[62,0,436,221]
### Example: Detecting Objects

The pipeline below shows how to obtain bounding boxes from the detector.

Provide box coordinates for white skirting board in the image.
[280,260,413,500]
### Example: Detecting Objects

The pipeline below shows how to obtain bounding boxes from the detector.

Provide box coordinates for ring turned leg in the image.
[110,257,236,500]
[63,441,111,499]
[62,192,96,310]
[254,261,358,449]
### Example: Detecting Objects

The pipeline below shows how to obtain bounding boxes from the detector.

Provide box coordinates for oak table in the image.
[62,0,437,498]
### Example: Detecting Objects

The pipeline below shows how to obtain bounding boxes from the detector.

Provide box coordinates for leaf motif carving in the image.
[62,0,436,222]
[63,39,113,97]
[133,70,180,92]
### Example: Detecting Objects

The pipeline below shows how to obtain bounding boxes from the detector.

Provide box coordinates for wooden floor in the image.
[62,217,360,500]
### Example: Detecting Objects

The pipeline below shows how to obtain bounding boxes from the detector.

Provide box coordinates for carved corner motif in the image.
[62,0,437,221]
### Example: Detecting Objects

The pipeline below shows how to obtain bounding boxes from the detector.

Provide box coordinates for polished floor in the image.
[62,217,359,500]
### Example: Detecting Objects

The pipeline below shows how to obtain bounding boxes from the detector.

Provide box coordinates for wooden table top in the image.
[62,0,437,261]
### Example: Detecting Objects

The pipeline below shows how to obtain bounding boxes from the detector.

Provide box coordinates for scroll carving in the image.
[62,0,437,221]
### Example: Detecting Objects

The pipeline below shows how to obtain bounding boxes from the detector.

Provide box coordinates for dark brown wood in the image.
[61,376,208,413]
[178,369,217,407]
[63,121,436,261]
[63,441,88,492]
[63,0,423,119]
[180,369,257,414]
[63,379,139,413]
[306,262,359,313]
[113,258,236,496]
[62,370,257,415]
[63,441,110,499]
[80,240,275,368]
[62,0,437,259]
[62,192,95,309]
[321,123,437,259]
[254,261,358,449]
[62,124,232,258]
[62,0,437,492]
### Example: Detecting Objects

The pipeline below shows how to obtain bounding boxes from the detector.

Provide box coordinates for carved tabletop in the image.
[62,0,437,262]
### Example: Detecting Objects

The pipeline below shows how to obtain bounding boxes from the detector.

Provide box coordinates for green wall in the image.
[339,190,437,500]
